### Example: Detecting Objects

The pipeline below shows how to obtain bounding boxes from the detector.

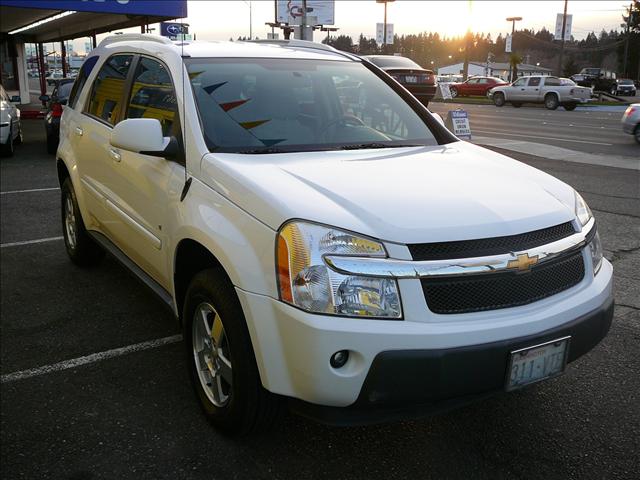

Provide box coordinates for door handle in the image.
[75,127,83,136]
[109,148,121,162]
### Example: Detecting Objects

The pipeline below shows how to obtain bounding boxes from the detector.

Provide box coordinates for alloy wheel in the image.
[64,195,77,250]
[192,302,233,407]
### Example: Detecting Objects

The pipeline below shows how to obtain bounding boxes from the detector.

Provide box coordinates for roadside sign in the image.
[277,0,335,25]
[554,13,573,41]
[445,109,472,140]
[161,22,188,39]
[505,34,512,53]
[439,83,453,100]
[376,23,394,44]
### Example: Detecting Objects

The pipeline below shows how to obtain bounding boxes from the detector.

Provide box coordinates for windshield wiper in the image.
[337,143,425,150]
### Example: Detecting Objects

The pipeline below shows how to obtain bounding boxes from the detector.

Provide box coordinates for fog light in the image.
[330,350,349,368]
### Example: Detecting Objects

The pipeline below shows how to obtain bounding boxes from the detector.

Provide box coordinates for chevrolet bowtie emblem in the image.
[507,253,539,271]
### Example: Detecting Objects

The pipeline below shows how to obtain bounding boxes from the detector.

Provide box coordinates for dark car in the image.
[363,55,437,106]
[450,76,508,98]
[41,79,74,154]
[571,68,617,92]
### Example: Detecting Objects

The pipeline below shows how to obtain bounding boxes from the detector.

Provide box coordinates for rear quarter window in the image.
[68,56,98,110]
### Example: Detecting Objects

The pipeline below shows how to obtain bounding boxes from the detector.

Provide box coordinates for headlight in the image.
[277,221,401,318]
[589,231,604,275]
[574,191,592,227]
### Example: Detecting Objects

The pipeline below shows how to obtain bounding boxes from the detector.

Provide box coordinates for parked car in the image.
[58,35,612,435]
[571,68,617,92]
[621,104,639,144]
[363,55,437,105]
[41,78,75,154]
[46,71,66,86]
[0,84,22,156]
[450,76,508,98]
[611,79,637,96]
[490,76,592,110]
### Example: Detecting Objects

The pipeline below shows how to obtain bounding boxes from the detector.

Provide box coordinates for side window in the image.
[126,57,177,136]
[544,77,561,86]
[528,77,541,87]
[86,54,134,125]
[68,56,98,109]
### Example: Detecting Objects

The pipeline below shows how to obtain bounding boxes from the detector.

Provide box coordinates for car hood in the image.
[199,141,577,244]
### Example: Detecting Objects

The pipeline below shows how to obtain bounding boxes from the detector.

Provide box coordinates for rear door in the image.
[78,54,135,236]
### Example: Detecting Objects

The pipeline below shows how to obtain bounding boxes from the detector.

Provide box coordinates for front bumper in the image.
[237,254,613,417]
[291,297,613,425]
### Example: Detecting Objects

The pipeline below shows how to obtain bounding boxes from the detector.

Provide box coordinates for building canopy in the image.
[0,0,187,42]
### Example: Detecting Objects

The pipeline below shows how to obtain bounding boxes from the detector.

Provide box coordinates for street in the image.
[429,102,638,158]
[1,120,638,480]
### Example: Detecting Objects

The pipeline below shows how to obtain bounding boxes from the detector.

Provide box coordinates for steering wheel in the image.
[320,114,366,140]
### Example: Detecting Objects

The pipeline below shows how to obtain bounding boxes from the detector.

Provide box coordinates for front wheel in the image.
[61,178,104,266]
[184,269,283,436]
[493,92,505,107]
[544,94,559,110]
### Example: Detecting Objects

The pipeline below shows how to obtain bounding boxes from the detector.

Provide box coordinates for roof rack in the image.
[247,39,360,60]
[98,33,173,48]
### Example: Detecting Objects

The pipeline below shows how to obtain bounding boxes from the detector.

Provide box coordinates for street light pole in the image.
[556,0,568,77]
[506,16,522,82]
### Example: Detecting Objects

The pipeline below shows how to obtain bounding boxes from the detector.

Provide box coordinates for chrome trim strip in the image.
[324,218,594,279]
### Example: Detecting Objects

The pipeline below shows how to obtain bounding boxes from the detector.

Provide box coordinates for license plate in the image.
[404,75,418,83]
[506,337,570,391]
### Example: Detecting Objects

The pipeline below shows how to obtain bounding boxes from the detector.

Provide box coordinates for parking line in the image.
[0,236,64,248]
[1,187,60,195]
[1,334,183,384]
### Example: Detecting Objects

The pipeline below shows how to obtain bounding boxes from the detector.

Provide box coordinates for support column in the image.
[15,42,30,104]
[61,41,67,77]
[37,43,46,98]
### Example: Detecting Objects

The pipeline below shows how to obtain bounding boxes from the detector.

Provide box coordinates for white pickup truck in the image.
[490,76,592,110]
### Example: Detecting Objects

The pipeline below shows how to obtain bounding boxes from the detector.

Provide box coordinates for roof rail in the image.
[248,39,360,61]
[98,33,173,48]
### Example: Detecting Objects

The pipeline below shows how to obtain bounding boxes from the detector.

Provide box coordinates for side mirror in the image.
[10,95,21,103]
[110,118,178,159]
[39,94,50,102]
[432,112,445,126]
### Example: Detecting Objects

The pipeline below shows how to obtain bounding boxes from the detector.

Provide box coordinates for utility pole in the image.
[557,0,568,77]
[623,2,632,76]
[506,16,522,82]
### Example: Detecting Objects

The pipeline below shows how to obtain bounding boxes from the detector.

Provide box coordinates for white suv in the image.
[57,34,613,435]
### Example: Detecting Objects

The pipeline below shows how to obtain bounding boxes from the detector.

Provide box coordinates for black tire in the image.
[46,132,58,155]
[61,178,104,266]
[511,102,522,108]
[635,125,640,145]
[450,87,458,98]
[493,92,505,107]
[14,123,22,145]
[1,126,14,157]
[544,93,559,110]
[564,103,577,111]
[183,268,283,436]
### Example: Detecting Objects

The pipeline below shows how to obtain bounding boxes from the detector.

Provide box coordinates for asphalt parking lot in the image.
[1,120,639,480]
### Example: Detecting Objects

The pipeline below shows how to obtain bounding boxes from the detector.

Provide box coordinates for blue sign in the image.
[0,0,187,18]
[160,22,188,38]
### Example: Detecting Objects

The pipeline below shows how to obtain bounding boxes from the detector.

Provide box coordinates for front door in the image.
[104,56,185,289]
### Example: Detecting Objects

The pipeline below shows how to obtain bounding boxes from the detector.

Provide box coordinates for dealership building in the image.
[438,61,553,81]
[0,0,187,104]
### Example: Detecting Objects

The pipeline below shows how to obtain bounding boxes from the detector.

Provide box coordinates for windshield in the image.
[619,79,634,85]
[187,58,439,153]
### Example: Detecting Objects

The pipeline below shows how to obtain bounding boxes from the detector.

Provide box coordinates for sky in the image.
[184,0,624,42]
[61,1,626,54]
